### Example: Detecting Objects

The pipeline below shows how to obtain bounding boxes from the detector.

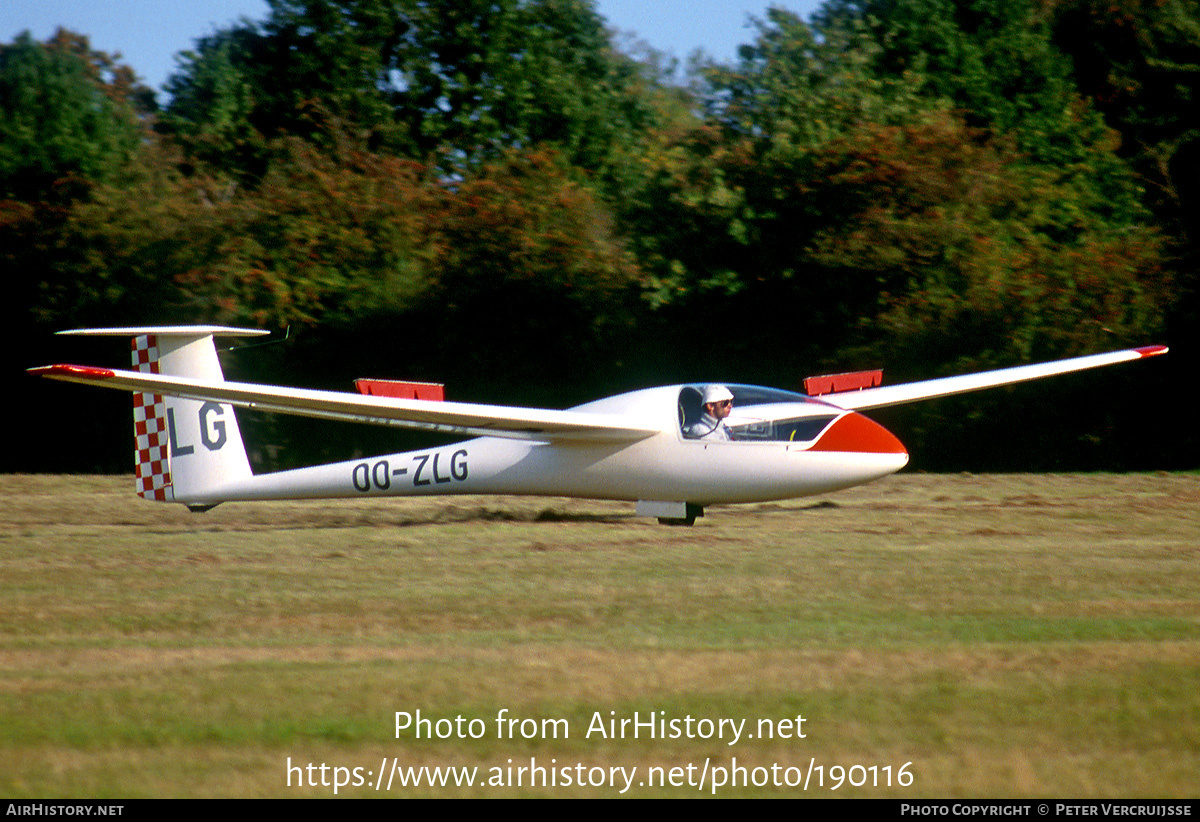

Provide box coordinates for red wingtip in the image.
[28,363,117,379]
[1134,345,1168,358]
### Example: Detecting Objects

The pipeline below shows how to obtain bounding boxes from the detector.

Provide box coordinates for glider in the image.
[31,326,1167,524]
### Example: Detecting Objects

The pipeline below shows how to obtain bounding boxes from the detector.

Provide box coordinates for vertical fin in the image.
[52,326,269,506]
[153,333,255,505]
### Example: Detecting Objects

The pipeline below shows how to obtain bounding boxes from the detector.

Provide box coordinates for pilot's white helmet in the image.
[702,384,734,405]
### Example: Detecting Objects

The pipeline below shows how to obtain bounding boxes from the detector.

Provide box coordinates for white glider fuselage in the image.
[197,387,908,507]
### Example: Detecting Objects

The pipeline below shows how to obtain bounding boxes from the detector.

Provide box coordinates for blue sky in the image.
[2,1,820,94]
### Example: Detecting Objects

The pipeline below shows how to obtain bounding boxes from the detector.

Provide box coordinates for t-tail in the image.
[55,326,269,510]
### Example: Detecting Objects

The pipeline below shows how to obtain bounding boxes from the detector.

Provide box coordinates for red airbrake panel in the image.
[804,369,883,396]
[354,379,445,401]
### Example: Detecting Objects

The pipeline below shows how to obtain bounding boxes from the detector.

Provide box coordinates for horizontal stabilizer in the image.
[58,325,270,339]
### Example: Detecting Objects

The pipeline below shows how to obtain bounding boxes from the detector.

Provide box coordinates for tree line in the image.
[3,0,1195,472]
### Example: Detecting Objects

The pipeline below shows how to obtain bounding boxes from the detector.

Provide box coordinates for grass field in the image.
[1,472,1197,797]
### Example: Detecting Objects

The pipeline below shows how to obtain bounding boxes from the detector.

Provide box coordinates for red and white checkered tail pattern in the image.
[131,335,174,502]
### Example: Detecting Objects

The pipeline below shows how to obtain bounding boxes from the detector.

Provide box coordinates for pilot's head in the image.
[702,384,734,420]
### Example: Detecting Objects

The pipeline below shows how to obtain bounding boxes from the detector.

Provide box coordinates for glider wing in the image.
[824,346,1168,411]
[29,364,660,443]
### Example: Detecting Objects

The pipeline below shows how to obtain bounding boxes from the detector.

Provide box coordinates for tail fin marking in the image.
[132,334,174,502]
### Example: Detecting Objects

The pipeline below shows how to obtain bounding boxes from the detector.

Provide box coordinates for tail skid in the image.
[59,326,269,508]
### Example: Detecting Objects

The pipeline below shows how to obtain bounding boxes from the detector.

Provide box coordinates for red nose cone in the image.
[809,412,907,454]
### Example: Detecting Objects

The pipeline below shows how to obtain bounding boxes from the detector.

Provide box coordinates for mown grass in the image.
[1,472,1197,797]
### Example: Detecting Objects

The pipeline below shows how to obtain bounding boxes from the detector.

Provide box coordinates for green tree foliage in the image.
[160,0,662,181]
[382,0,658,173]
[820,0,1076,139]
[158,29,270,181]
[40,134,638,383]
[29,145,194,328]
[0,30,150,201]
[627,6,1167,374]
[1048,0,1200,239]
[2,29,156,338]
[817,0,1148,226]
[1,31,157,472]
[419,149,639,399]
[805,114,1168,364]
[171,138,437,330]
[624,10,933,310]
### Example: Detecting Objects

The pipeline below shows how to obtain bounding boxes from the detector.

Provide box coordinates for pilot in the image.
[684,384,735,440]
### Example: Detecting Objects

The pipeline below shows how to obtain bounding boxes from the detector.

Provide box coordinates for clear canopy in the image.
[678,384,840,442]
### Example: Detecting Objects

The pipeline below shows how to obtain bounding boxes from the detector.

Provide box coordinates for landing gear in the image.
[186,503,221,513]
[655,503,704,526]
[638,500,705,525]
